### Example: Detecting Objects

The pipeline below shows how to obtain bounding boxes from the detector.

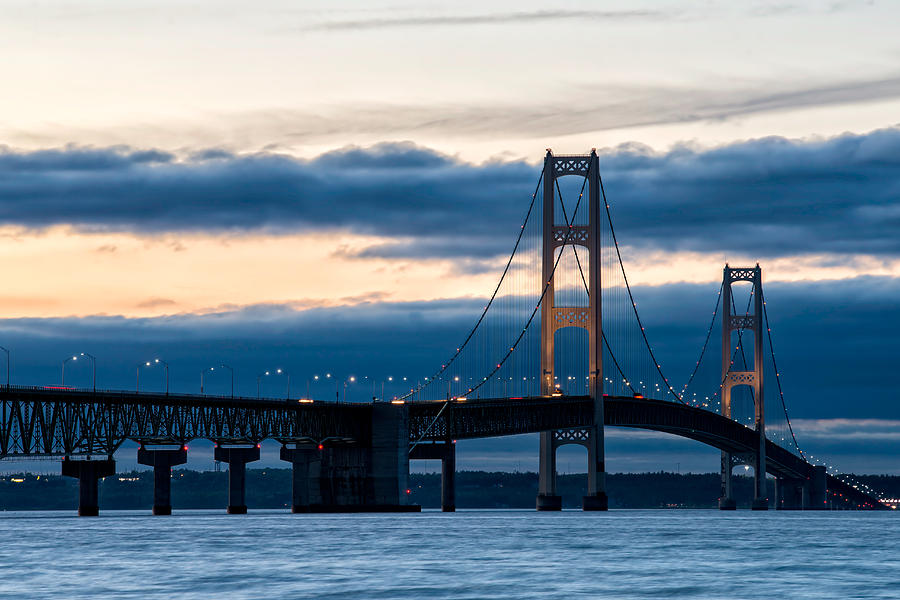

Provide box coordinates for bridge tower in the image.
[719,265,768,510]
[536,150,607,511]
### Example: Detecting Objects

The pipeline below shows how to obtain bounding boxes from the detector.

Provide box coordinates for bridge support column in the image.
[718,453,736,510]
[409,441,455,512]
[280,445,322,512]
[808,465,827,510]
[370,403,415,510]
[137,446,187,515]
[776,477,804,510]
[441,442,456,512]
[214,445,260,514]
[61,458,116,516]
[286,404,418,512]
[583,425,608,511]
[536,431,561,511]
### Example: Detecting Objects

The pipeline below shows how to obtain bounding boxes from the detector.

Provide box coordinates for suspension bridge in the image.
[0,150,889,514]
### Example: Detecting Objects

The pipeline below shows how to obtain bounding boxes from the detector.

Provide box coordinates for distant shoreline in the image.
[3,469,898,511]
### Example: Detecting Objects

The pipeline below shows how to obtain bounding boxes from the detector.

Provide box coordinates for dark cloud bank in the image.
[2,128,900,261]
[2,131,899,471]
[2,276,898,473]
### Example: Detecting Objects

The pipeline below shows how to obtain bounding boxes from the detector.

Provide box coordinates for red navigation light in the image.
[256,444,261,449]
[318,444,324,450]
[183,445,188,451]
[406,489,411,495]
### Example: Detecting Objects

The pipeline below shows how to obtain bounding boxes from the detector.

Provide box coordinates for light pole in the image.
[257,369,289,399]
[381,376,394,402]
[145,359,169,395]
[343,375,356,403]
[257,371,268,399]
[61,355,77,386]
[200,366,215,394]
[79,352,97,392]
[0,345,9,390]
[307,374,319,400]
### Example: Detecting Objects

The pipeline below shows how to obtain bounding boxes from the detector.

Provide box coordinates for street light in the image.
[143,359,170,395]
[0,345,9,390]
[61,355,77,386]
[200,366,214,394]
[343,375,356,403]
[307,374,320,400]
[79,352,97,392]
[381,376,394,402]
[203,364,234,397]
[257,369,290,400]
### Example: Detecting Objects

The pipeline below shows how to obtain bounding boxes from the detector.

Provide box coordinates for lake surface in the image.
[0,510,897,599]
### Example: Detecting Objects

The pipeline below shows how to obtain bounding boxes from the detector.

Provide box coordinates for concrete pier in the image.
[280,445,321,513]
[583,425,608,511]
[718,452,737,510]
[61,458,115,516]
[137,446,187,515]
[409,440,455,512]
[213,445,260,514]
[440,443,455,512]
[536,431,562,511]
[282,404,419,512]
[809,465,828,510]
[776,477,804,510]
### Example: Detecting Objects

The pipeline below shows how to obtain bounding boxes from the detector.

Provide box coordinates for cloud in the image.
[4,129,900,264]
[304,9,667,32]
[135,297,178,309]
[1,275,897,471]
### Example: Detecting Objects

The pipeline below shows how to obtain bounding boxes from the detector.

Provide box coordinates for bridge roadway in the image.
[0,386,884,510]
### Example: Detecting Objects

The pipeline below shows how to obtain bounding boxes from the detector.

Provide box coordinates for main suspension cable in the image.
[760,286,805,460]
[464,177,588,397]
[679,282,724,402]
[598,170,684,403]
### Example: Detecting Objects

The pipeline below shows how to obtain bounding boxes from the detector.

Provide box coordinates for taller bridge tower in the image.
[719,265,768,510]
[536,150,607,511]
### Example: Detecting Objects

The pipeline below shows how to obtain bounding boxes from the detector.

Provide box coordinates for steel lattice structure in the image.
[0,387,370,458]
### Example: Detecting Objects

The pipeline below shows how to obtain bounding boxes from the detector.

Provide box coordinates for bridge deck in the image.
[0,387,885,509]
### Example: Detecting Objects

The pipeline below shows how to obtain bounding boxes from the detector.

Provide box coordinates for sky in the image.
[1,0,899,477]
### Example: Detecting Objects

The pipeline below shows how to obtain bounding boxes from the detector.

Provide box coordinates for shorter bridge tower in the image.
[536,149,607,511]
[719,265,767,510]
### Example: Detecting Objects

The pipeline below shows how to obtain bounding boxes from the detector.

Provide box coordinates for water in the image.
[0,510,897,599]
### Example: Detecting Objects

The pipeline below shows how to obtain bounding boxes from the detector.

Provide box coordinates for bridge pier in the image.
[409,441,455,512]
[808,465,828,510]
[214,445,260,514]
[775,477,804,510]
[137,446,187,515]
[718,452,737,510]
[282,404,418,512]
[536,431,562,511]
[280,444,321,512]
[441,442,456,512]
[61,457,116,516]
[583,424,608,511]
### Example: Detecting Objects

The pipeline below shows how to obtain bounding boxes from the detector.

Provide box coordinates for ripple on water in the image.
[0,510,897,600]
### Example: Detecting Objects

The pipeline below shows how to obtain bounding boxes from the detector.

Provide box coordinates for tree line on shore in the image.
[1,469,897,510]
